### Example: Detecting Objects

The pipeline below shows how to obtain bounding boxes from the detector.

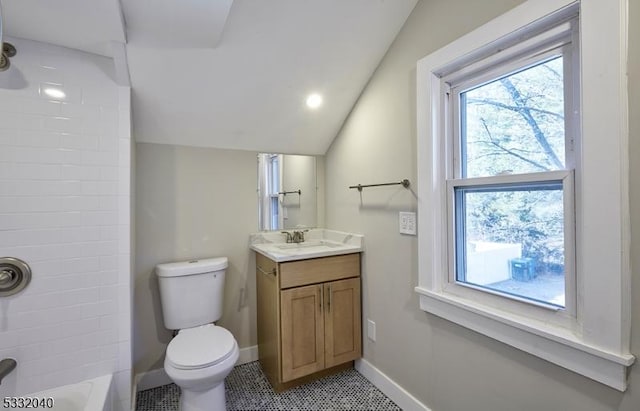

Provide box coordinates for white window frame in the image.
[416,0,634,391]
[267,154,284,230]
[444,19,578,321]
[257,153,284,231]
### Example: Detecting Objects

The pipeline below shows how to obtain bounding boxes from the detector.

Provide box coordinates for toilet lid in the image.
[166,324,236,370]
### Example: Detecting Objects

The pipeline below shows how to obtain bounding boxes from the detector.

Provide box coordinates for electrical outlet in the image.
[367,319,376,342]
[399,211,417,235]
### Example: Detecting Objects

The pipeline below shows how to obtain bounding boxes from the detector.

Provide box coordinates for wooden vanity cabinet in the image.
[256,252,361,391]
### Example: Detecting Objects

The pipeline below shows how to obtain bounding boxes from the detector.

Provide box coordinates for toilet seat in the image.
[166,324,236,370]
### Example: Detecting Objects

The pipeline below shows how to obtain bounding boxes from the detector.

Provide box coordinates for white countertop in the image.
[249,229,364,262]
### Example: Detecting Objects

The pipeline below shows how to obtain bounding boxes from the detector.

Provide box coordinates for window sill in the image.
[415,286,634,391]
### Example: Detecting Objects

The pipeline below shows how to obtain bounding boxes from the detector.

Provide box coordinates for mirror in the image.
[257,153,320,231]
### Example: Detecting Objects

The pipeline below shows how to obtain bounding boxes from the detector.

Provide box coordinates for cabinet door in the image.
[280,284,325,381]
[324,277,361,368]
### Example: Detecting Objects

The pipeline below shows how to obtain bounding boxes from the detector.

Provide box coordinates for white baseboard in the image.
[134,367,171,392]
[134,345,259,392]
[355,358,431,411]
[237,344,259,365]
[129,393,136,411]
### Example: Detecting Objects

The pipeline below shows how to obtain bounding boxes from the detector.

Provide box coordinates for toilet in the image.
[156,257,239,411]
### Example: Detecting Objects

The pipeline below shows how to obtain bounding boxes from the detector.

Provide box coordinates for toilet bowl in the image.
[164,324,239,411]
[156,257,238,411]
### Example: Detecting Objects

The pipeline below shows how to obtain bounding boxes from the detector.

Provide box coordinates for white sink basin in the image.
[250,229,364,262]
[275,240,342,250]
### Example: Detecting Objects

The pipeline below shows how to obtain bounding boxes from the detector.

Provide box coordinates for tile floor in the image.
[136,361,401,411]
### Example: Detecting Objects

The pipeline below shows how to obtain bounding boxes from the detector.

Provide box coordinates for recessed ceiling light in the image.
[43,87,66,99]
[306,93,323,109]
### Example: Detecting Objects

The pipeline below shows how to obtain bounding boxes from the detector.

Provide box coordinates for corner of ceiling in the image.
[115,0,128,44]
[111,41,131,87]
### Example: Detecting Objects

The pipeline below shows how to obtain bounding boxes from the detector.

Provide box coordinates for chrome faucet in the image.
[0,358,16,385]
[281,231,293,243]
[281,230,308,243]
[292,231,303,243]
[292,230,308,243]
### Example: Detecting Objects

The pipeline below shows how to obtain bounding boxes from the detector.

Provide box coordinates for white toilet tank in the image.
[156,257,228,330]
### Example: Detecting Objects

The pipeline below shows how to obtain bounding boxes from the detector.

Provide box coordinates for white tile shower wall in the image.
[0,37,132,410]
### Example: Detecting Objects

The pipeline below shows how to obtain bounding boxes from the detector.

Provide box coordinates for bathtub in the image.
[8,375,113,411]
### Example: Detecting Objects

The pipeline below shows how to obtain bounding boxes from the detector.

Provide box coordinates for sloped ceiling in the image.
[1,0,417,155]
[121,0,233,49]
[1,0,126,57]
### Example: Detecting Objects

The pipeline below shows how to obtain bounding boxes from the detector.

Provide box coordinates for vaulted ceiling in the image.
[1,0,417,154]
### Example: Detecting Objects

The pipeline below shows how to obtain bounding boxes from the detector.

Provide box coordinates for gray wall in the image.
[324,0,640,410]
[134,143,258,374]
[282,155,317,229]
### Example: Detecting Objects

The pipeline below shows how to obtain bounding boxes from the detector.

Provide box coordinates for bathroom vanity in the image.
[250,229,363,391]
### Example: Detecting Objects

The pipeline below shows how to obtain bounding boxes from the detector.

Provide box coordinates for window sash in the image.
[443,170,577,327]
[445,170,576,320]
[449,42,577,180]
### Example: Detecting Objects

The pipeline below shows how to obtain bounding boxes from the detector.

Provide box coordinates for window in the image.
[416,0,633,391]
[267,154,281,229]
[258,153,283,230]
[446,24,577,311]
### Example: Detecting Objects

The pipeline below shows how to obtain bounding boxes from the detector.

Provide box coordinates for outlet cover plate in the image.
[399,211,417,235]
[367,319,376,341]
